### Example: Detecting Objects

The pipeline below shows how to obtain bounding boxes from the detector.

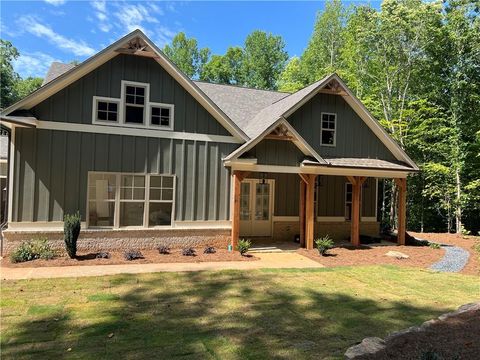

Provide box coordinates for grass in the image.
[1,265,478,359]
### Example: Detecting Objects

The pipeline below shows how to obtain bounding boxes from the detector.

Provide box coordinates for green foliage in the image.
[10,237,55,263]
[201,47,244,84]
[429,243,441,250]
[64,212,81,259]
[315,236,334,256]
[237,239,251,256]
[1,39,20,108]
[163,32,210,78]
[278,57,305,92]
[14,77,42,100]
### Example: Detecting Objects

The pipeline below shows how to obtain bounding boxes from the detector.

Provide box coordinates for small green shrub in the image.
[182,247,196,256]
[315,236,334,256]
[237,239,251,256]
[10,237,55,263]
[429,242,441,249]
[64,212,81,259]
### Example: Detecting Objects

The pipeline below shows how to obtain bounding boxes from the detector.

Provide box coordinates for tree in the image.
[163,32,210,79]
[0,39,20,109]
[301,0,347,83]
[278,57,306,92]
[241,30,288,90]
[14,77,43,100]
[200,46,244,84]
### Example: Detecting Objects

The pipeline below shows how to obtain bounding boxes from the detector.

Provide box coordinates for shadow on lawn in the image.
[3,271,452,359]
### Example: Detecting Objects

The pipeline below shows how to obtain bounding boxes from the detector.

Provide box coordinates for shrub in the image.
[10,237,55,263]
[124,250,143,261]
[182,247,196,256]
[203,246,216,254]
[96,252,110,259]
[158,245,171,255]
[315,236,334,256]
[429,242,441,250]
[237,239,251,256]
[64,212,81,259]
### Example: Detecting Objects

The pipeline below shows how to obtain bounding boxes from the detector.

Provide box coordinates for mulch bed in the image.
[409,232,479,275]
[2,248,258,268]
[298,243,445,270]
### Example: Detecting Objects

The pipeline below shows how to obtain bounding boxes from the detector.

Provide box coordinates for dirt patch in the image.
[298,244,445,270]
[409,232,479,275]
[2,248,258,268]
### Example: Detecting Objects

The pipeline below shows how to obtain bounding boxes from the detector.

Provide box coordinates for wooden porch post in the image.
[395,178,407,245]
[231,171,249,250]
[299,179,306,247]
[347,176,366,247]
[300,174,316,250]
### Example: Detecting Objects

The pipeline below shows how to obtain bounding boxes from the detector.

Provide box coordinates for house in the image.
[0,30,418,252]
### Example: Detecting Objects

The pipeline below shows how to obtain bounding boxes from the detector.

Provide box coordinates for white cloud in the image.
[13,51,61,78]
[44,0,66,6]
[17,16,95,57]
[90,1,112,32]
[155,26,176,48]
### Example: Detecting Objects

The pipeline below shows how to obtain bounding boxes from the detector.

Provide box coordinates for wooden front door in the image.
[239,179,274,237]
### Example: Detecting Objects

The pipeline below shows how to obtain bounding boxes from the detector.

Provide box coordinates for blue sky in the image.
[1,1,377,79]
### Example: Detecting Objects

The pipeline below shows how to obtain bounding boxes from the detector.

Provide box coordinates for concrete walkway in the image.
[0,253,323,280]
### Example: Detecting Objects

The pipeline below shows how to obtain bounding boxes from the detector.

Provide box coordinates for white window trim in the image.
[86,171,176,229]
[149,102,175,131]
[92,96,121,125]
[320,112,337,147]
[91,80,175,131]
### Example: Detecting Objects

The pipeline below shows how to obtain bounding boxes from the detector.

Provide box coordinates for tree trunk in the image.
[455,167,462,234]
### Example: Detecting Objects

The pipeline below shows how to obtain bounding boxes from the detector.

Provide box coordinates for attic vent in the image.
[325,79,341,93]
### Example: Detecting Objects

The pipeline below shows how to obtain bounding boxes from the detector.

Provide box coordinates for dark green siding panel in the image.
[13,128,236,223]
[242,139,305,166]
[287,93,396,161]
[31,54,231,136]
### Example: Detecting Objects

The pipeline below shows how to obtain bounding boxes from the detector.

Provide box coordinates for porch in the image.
[230,170,407,250]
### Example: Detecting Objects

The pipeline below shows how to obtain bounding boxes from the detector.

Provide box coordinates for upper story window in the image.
[92,80,174,130]
[320,112,336,146]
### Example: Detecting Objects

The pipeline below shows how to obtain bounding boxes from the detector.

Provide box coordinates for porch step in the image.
[249,246,297,253]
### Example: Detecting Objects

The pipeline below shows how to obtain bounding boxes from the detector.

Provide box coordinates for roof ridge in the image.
[193,80,290,95]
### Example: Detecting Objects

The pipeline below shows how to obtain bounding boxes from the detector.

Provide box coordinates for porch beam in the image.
[230,171,250,250]
[299,179,306,247]
[395,178,407,245]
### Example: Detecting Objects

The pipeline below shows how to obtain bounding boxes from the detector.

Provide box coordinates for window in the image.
[345,183,352,220]
[150,104,174,129]
[87,172,175,228]
[92,81,175,130]
[321,113,336,146]
[93,97,119,123]
[124,84,146,124]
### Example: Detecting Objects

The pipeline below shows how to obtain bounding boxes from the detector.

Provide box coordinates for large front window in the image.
[88,172,175,228]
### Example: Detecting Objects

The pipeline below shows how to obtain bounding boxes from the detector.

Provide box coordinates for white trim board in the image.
[37,121,242,144]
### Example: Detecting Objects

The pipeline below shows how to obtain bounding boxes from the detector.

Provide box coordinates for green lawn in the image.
[1,266,478,359]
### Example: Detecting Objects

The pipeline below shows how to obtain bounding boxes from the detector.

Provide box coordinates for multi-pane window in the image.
[95,98,119,122]
[151,105,173,128]
[345,183,353,221]
[148,175,174,226]
[254,183,270,220]
[88,173,117,226]
[87,172,175,228]
[321,113,336,146]
[125,85,146,124]
[240,182,251,221]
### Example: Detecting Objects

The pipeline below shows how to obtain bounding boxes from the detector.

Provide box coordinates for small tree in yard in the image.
[64,212,81,258]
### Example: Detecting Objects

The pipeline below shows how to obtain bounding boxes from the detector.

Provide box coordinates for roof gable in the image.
[2,30,248,142]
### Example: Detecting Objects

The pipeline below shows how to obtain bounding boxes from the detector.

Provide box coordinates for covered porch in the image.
[230,169,407,250]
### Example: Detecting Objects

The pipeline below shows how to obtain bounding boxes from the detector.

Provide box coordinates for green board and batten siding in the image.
[12,128,236,222]
[287,93,396,160]
[31,54,230,136]
[12,53,239,223]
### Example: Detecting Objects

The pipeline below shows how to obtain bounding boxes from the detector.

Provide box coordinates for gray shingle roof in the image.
[42,62,76,86]
[193,81,288,133]
[303,157,415,171]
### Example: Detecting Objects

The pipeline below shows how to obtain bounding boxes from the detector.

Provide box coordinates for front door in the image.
[239,179,274,237]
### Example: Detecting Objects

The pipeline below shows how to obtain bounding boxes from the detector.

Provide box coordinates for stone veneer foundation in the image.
[2,228,230,253]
